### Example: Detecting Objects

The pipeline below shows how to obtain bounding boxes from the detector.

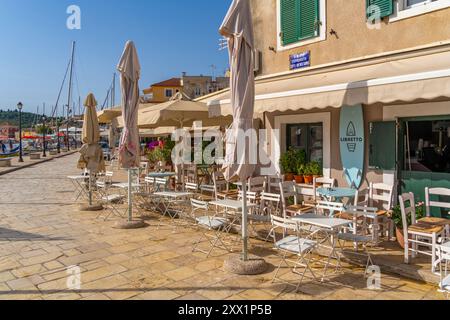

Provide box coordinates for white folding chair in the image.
[399,193,446,273]
[424,188,450,238]
[437,242,450,299]
[186,182,214,202]
[213,171,238,200]
[191,199,232,258]
[279,181,314,218]
[313,177,336,203]
[315,201,345,217]
[95,180,125,221]
[337,206,379,275]
[271,215,319,292]
[368,183,395,240]
[267,175,283,193]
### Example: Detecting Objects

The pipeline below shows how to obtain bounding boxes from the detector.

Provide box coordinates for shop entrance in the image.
[399,116,450,218]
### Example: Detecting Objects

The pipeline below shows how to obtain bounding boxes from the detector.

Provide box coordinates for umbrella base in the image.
[79,204,104,212]
[113,219,148,230]
[224,254,269,275]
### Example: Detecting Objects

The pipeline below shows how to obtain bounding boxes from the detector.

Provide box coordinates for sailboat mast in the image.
[111,73,116,108]
[66,41,76,151]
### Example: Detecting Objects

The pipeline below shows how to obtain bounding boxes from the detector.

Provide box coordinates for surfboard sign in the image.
[340,105,365,189]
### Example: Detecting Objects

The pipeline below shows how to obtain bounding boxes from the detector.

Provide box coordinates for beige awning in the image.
[97,108,122,124]
[139,127,177,138]
[207,49,450,117]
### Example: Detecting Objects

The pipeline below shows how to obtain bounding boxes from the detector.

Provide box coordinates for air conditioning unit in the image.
[254,50,262,74]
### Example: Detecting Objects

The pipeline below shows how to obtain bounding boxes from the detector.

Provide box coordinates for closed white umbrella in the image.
[117,41,144,228]
[77,93,105,211]
[220,0,256,263]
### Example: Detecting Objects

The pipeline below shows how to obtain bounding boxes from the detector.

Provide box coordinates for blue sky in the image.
[0,0,231,114]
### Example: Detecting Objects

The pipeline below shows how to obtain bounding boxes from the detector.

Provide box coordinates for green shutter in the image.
[369,121,397,171]
[366,0,393,19]
[281,0,319,46]
[299,0,320,41]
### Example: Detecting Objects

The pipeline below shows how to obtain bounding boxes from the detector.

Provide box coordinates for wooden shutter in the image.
[281,0,319,46]
[369,121,397,171]
[366,0,393,19]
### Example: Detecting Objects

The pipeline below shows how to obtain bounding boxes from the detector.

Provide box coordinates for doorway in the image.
[399,116,450,218]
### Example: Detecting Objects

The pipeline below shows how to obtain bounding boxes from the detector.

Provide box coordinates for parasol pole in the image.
[88,172,93,207]
[241,179,249,262]
[128,168,133,222]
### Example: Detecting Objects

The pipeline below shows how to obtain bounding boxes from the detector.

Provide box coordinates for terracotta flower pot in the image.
[304,175,314,185]
[285,173,294,182]
[396,228,411,249]
[294,175,304,184]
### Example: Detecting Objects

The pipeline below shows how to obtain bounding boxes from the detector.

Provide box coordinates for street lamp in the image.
[56,118,61,154]
[42,114,47,158]
[17,102,24,163]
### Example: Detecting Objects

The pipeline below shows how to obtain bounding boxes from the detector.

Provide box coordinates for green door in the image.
[399,116,450,218]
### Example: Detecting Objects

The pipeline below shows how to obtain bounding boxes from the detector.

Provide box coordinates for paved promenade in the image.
[0,154,445,300]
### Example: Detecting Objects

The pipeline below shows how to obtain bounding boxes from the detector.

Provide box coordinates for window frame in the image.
[390,0,450,22]
[165,89,173,98]
[276,0,327,52]
[286,122,324,164]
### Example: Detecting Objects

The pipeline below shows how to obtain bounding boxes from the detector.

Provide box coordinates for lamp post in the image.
[17,102,24,163]
[56,119,61,154]
[42,114,47,158]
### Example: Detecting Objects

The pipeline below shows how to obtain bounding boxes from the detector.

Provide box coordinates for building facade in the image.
[202,0,450,209]
[0,123,19,139]
[143,73,230,103]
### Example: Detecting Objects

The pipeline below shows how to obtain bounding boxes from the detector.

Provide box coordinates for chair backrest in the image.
[260,192,281,216]
[267,175,282,193]
[316,201,344,217]
[185,182,199,193]
[191,198,209,211]
[399,192,416,232]
[271,215,299,233]
[370,183,395,211]
[238,191,258,203]
[200,184,215,195]
[145,177,155,184]
[213,172,228,199]
[425,187,450,217]
[183,164,198,184]
[249,176,267,193]
[154,178,168,191]
[354,188,369,207]
[313,177,336,201]
[279,181,298,208]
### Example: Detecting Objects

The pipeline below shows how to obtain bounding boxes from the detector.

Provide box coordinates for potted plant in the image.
[303,163,314,185]
[309,161,322,178]
[280,149,295,181]
[295,164,305,184]
[293,149,307,184]
[392,202,425,249]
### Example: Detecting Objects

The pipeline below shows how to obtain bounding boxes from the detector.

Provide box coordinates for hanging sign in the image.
[290,51,310,70]
[340,105,365,189]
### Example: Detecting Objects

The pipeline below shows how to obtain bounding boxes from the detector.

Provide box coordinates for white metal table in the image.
[68,175,89,201]
[154,192,193,226]
[292,213,351,281]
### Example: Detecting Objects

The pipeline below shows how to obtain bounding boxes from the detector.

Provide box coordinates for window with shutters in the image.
[277,0,326,51]
[390,0,450,22]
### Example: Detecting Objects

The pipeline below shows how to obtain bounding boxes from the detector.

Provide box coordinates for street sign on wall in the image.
[289,51,310,70]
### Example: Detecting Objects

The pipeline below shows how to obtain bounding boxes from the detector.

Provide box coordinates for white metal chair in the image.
[95,180,125,221]
[212,171,238,200]
[399,192,446,273]
[437,241,450,299]
[423,188,450,238]
[191,199,232,258]
[271,215,319,292]
[185,182,215,202]
[279,181,314,218]
[315,201,345,217]
[337,206,379,275]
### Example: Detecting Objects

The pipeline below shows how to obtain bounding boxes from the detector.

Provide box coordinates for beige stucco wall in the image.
[251,0,450,76]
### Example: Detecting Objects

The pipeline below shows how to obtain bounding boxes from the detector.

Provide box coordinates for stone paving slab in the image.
[0,154,447,300]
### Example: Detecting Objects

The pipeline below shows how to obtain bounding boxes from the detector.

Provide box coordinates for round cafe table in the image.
[317,187,356,200]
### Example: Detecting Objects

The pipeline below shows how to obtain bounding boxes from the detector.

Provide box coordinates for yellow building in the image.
[143,78,183,103]
[201,0,450,205]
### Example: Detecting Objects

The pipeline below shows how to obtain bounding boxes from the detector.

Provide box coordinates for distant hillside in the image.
[0,110,60,129]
